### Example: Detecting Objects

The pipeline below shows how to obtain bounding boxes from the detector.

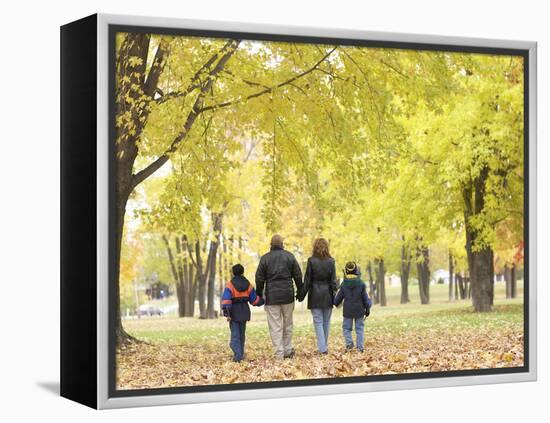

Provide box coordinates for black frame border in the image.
[60,14,98,409]
[107,23,530,399]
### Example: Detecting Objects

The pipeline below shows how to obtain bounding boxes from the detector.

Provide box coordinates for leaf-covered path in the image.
[116,301,524,390]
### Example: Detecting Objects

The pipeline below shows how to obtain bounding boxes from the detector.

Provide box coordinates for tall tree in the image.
[114,35,359,340]
[113,35,241,341]
[395,54,524,311]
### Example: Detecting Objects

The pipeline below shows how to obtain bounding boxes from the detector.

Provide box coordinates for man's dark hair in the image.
[270,234,284,248]
[232,263,244,276]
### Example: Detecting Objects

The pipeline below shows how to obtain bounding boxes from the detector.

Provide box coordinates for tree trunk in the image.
[163,235,187,317]
[454,271,459,300]
[448,252,454,302]
[114,191,138,344]
[457,273,465,299]
[375,258,387,307]
[113,36,148,339]
[181,235,194,317]
[218,236,224,302]
[416,245,430,304]
[187,266,196,317]
[504,264,511,298]
[222,234,229,288]
[489,249,495,306]
[416,260,427,304]
[113,34,179,342]
[374,261,381,305]
[195,241,208,319]
[462,167,494,312]
[206,213,223,319]
[511,263,517,298]
[175,236,187,317]
[400,240,411,304]
[471,248,493,312]
[206,246,217,318]
[367,261,376,303]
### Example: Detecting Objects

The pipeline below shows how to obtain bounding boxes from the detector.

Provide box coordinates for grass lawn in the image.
[117,282,524,390]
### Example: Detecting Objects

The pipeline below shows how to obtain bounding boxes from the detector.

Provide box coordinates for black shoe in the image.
[232,357,242,363]
[284,349,295,359]
[345,344,354,351]
[319,351,328,355]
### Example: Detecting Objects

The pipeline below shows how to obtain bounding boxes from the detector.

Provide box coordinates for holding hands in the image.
[296,287,305,302]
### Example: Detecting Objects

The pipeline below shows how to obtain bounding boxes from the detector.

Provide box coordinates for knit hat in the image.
[232,263,244,276]
[345,261,358,276]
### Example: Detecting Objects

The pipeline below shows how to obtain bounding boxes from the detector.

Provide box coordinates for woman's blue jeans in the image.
[311,308,332,353]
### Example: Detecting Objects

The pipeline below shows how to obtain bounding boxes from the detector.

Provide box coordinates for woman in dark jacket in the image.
[299,238,337,354]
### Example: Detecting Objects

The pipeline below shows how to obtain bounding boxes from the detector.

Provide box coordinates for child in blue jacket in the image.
[334,261,372,352]
[221,264,264,362]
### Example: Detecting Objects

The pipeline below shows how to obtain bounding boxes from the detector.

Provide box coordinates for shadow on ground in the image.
[36,381,60,396]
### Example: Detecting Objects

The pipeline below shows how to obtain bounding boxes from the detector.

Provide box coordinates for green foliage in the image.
[116,32,524,295]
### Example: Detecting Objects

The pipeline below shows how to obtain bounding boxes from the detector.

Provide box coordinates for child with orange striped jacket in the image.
[221,264,264,362]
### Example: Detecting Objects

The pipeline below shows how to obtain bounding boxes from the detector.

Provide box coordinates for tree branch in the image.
[221,69,271,90]
[144,38,169,97]
[288,82,309,97]
[186,239,198,269]
[130,40,241,190]
[162,235,179,284]
[376,58,410,80]
[198,46,338,113]
[342,50,384,140]
[155,40,238,104]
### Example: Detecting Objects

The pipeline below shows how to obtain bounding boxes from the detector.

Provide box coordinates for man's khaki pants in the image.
[265,302,295,359]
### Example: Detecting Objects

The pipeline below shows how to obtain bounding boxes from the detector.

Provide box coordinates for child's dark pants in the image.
[229,321,247,361]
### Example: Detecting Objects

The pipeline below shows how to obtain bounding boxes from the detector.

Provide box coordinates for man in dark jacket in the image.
[221,264,264,362]
[334,261,372,352]
[255,234,303,359]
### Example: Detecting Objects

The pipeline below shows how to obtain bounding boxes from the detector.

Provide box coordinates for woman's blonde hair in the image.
[312,238,331,259]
